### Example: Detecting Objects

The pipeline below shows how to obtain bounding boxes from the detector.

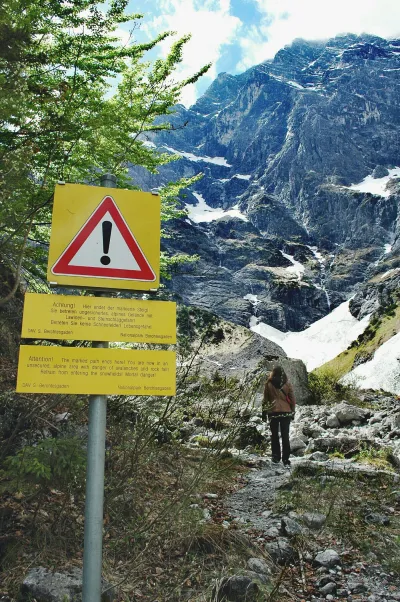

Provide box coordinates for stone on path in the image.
[308,451,329,462]
[265,538,295,565]
[302,512,327,530]
[289,436,307,454]
[326,414,340,428]
[314,549,341,568]
[213,575,259,601]
[247,558,270,575]
[280,517,303,537]
[20,567,115,602]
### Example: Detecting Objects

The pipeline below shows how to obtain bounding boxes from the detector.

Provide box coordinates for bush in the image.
[2,437,86,493]
[308,368,359,405]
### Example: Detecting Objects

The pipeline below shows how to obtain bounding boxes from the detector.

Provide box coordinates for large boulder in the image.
[263,358,312,406]
[20,567,115,602]
[306,436,364,455]
[331,402,369,424]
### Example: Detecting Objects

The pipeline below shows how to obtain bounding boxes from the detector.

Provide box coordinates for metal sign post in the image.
[16,173,172,601]
[82,173,116,602]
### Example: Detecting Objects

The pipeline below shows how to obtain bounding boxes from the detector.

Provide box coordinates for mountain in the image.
[130,34,400,341]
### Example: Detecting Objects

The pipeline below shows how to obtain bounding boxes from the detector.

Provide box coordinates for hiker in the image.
[263,365,296,467]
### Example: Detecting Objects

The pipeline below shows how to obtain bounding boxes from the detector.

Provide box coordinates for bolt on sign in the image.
[16,346,176,396]
[21,293,176,344]
[47,184,160,291]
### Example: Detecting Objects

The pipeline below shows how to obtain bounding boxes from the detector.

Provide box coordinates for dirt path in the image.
[226,460,290,533]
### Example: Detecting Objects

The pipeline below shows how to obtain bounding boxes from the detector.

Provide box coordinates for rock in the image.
[314,549,341,568]
[365,512,390,525]
[246,558,270,575]
[245,571,269,585]
[265,538,295,565]
[308,451,329,462]
[337,589,349,597]
[20,567,115,602]
[303,424,325,438]
[280,517,303,537]
[289,436,307,454]
[302,512,327,530]
[317,575,335,587]
[373,165,389,178]
[307,435,362,455]
[319,582,336,595]
[331,402,368,424]
[235,424,265,449]
[326,415,340,428]
[213,575,259,601]
[348,581,368,594]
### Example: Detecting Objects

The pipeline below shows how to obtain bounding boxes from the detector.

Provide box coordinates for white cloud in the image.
[238,0,400,70]
[142,0,241,106]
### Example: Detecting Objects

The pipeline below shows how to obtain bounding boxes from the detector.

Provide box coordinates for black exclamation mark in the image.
[101,220,112,265]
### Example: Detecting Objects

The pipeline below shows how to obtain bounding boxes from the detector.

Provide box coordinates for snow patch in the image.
[141,140,156,148]
[287,80,304,89]
[187,193,247,223]
[251,301,370,372]
[342,332,400,395]
[280,251,305,281]
[234,174,251,180]
[380,267,400,280]
[346,167,400,198]
[244,294,260,306]
[163,145,231,167]
[307,245,326,264]
[384,244,392,254]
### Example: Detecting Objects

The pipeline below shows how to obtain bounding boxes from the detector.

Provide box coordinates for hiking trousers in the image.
[268,414,291,464]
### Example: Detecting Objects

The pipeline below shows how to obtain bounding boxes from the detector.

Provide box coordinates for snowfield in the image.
[341,332,400,395]
[251,299,400,395]
[251,301,370,372]
[186,193,248,223]
[346,166,400,197]
[162,145,232,167]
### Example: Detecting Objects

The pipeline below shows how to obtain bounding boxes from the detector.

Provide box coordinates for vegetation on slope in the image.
[311,295,400,388]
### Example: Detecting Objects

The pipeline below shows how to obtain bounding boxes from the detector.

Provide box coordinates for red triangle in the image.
[51,196,156,281]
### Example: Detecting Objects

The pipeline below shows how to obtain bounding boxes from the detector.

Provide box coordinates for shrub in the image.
[2,437,86,493]
[308,368,359,405]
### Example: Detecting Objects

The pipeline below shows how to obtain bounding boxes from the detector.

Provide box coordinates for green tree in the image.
[0,0,209,299]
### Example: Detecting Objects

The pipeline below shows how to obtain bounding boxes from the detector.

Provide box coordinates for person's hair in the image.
[268,365,288,389]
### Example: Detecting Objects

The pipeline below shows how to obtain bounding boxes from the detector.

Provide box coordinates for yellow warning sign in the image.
[47,184,160,291]
[21,293,176,344]
[16,346,176,396]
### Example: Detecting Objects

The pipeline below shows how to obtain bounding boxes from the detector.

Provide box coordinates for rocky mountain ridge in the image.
[131,33,400,338]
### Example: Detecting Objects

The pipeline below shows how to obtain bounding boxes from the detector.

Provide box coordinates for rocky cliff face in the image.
[131,34,400,332]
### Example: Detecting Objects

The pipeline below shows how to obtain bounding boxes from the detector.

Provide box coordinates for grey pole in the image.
[82,173,117,602]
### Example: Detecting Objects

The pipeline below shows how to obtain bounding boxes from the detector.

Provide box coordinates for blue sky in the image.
[123,0,400,107]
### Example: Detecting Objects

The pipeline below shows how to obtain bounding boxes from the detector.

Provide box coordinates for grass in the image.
[273,463,400,573]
